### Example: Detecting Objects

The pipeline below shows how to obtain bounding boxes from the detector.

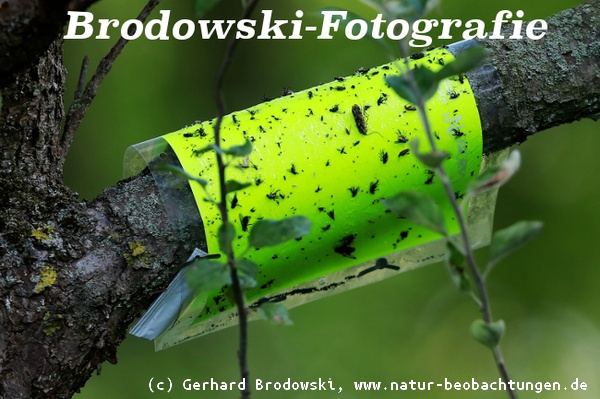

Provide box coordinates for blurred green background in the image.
[64,0,599,398]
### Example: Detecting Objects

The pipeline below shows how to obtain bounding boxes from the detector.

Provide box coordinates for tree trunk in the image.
[0,1,598,398]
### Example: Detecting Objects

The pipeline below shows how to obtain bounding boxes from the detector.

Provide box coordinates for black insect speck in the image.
[282,87,293,96]
[352,104,367,135]
[290,163,298,175]
[327,210,335,220]
[400,230,409,240]
[198,127,206,137]
[240,216,251,232]
[348,187,359,197]
[329,104,339,113]
[335,86,346,91]
[315,186,322,193]
[404,104,417,111]
[267,191,278,200]
[231,194,239,209]
[369,180,380,194]
[395,132,408,144]
[377,93,388,106]
[448,90,460,99]
[232,114,238,124]
[398,149,410,157]
[334,76,345,82]
[338,146,346,155]
[438,58,445,66]
[410,52,424,60]
[308,91,313,99]
[255,177,263,186]
[325,160,330,167]
[452,128,465,137]
[333,234,357,259]
[379,150,389,164]
[425,175,434,185]
[259,125,266,133]
[322,224,331,231]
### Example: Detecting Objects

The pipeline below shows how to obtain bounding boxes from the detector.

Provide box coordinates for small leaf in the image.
[223,138,252,158]
[155,164,208,187]
[468,150,521,195]
[445,241,470,293]
[386,66,441,103]
[470,319,505,350]
[186,259,231,292]
[411,139,450,168]
[249,216,312,248]
[195,0,221,17]
[381,191,446,236]
[236,258,258,289]
[225,180,252,194]
[385,75,417,104]
[257,302,293,326]
[218,222,236,256]
[437,46,486,80]
[193,144,220,156]
[489,220,543,267]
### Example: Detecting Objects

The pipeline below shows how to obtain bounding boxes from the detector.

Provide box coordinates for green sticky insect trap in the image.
[126,47,503,350]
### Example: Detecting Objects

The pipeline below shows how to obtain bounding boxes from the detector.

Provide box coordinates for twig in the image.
[398,41,517,399]
[211,1,261,398]
[74,56,89,102]
[60,0,161,168]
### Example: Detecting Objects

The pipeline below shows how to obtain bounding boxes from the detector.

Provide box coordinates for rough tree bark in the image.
[0,1,598,398]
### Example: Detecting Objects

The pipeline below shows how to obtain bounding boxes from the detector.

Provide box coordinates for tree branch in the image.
[60,0,161,169]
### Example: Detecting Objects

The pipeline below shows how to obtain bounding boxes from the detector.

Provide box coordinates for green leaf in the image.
[193,144,220,157]
[218,222,236,256]
[236,258,258,289]
[257,302,293,326]
[223,138,252,158]
[470,319,505,350]
[225,180,252,194]
[468,150,521,195]
[249,216,312,248]
[195,0,221,17]
[489,220,543,267]
[155,164,208,187]
[186,259,231,292]
[385,75,417,104]
[411,139,450,168]
[386,66,440,103]
[381,191,446,236]
[437,46,486,80]
[445,241,470,293]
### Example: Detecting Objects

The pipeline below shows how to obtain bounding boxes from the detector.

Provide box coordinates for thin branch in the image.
[74,56,89,102]
[211,1,261,398]
[398,39,517,398]
[60,0,161,168]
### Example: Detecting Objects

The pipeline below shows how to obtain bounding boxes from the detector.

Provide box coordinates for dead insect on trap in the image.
[127,45,505,350]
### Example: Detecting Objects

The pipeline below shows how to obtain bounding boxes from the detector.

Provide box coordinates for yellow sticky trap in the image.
[126,47,498,350]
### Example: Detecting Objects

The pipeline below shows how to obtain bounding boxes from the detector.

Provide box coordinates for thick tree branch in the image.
[0,0,103,84]
[0,1,598,398]
[471,0,600,153]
